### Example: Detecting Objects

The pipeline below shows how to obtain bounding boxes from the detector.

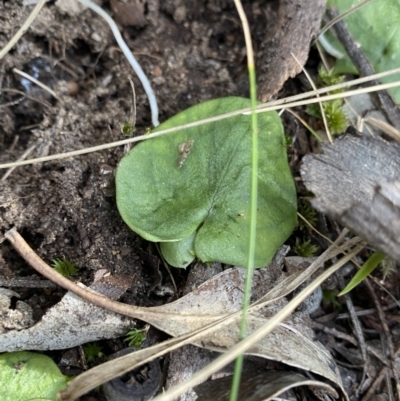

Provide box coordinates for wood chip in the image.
[301,129,400,262]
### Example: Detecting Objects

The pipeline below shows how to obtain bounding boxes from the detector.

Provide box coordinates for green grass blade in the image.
[230,0,258,399]
[339,251,385,296]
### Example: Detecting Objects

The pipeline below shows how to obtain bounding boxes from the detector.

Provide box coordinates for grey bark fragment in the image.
[301,134,400,262]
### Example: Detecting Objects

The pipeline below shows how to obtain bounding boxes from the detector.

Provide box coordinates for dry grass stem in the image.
[152,245,364,401]
[0,0,47,59]
[290,52,332,142]
[364,117,400,142]
[1,76,400,170]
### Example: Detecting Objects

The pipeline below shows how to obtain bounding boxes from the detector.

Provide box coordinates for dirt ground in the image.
[2,1,393,400]
[0,0,259,304]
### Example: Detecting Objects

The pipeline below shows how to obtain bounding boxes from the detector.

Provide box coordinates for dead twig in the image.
[313,322,389,366]
[365,279,400,398]
[318,0,373,38]
[361,364,392,401]
[290,52,332,143]
[0,88,52,109]
[0,277,57,288]
[336,268,369,394]
[1,144,36,181]
[0,0,47,59]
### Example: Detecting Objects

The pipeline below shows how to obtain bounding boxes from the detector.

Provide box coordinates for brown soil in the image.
[0,0,258,307]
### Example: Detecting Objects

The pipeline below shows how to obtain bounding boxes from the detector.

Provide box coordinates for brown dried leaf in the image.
[0,289,137,351]
[0,276,135,351]
[60,264,346,401]
[137,267,341,387]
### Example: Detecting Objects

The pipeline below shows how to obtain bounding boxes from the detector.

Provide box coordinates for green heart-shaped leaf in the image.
[0,351,69,401]
[324,0,400,103]
[116,97,297,268]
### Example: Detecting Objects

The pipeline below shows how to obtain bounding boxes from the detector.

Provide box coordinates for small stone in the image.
[173,6,187,23]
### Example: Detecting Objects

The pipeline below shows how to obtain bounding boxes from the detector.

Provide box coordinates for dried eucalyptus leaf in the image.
[60,266,345,400]
[0,287,136,351]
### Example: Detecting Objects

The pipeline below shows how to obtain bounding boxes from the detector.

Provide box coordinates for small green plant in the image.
[124,325,149,347]
[306,68,347,135]
[381,257,396,281]
[83,343,104,363]
[51,257,78,278]
[298,200,318,231]
[323,99,347,134]
[318,68,344,93]
[322,289,342,310]
[120,121,136,136]
[293,237,318,257]
[284,134,293,147]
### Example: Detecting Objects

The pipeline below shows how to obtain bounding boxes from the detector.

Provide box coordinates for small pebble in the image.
[152,66,162,77]
[67,81,79,96]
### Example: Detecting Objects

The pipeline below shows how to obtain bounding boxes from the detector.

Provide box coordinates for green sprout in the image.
[306,68,347,135]
[381,257,397,281]
[322,289,342,310]
[120,121,136,136]
[51,257,78,278]
[318,68,344,94]
[284,135,293,147]
[298,200,318,231]
[293,237,318,258]
[82,343,103,363]
[124,325,149,348]
[324,99,347,134]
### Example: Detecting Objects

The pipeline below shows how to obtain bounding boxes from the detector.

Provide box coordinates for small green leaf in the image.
[124,326,149,347]
[323,99,347,134]
[116,97,297,268]
[121,121,136,136]
[51,257,78,278]
[293,238,318,258]
[83,343,103,363]
[339,251,386,296]
[160,231,196,269]
[0,351,69,401]
[324,0,400,103]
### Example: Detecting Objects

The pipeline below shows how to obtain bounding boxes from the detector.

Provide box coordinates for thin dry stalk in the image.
[1,77,400,171]
[365,117,400,143]
[290,52,332,142]
[1,144,36,181]
[313,322,388,366]
[365,279,400,398]
[0,0,47,59]
[337,269,369,393]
